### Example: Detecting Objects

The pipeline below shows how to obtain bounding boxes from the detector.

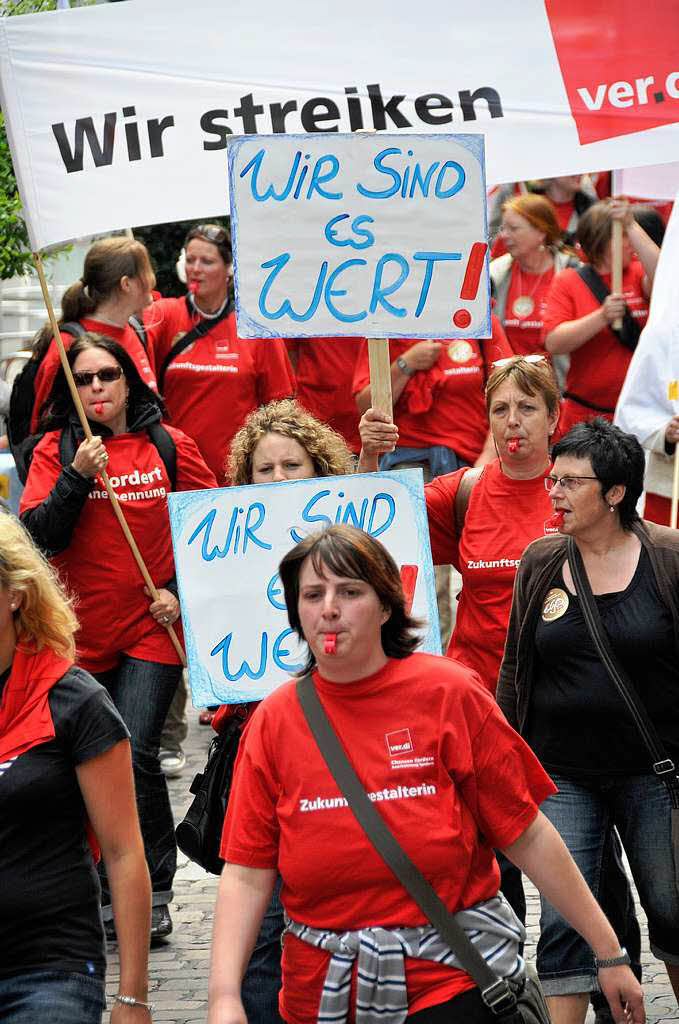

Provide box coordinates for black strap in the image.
[157,296,233,393]
[562,391,615,415]
[575,265,640,353]
[295,674,519,1015]
[566,537,679,806]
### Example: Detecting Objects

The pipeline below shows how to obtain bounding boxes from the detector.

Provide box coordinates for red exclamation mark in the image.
[399,564,419,616]
[453,241,487,329]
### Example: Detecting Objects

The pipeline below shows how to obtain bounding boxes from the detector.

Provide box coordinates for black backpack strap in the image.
[147,422,177,490]
[128,315,148,351]
[575,265,641,353]
[157,296,233,393]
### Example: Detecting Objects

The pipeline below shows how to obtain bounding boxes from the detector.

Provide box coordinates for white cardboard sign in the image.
[168,469,440,706]
[228,132,489,339]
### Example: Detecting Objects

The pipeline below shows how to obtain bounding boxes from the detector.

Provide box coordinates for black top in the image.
[526,547,679,776]
[0,666,128,978]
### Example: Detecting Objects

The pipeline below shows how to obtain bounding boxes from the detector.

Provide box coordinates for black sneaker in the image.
[150,904,173,944]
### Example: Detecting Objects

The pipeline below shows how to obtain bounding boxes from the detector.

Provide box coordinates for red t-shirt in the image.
[351,319,512,463]
[503,263,556,357]
[286,337,363,453]
[542,262,648,425]
[147,302,295,483]
[222,653,555,1024]
[426,460,556,691]
[19,426,216,672]
[31,319,158,432]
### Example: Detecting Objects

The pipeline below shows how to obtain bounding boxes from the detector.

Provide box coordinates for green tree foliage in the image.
[0,111,33,278]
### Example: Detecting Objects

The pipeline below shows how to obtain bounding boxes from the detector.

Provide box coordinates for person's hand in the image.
[71,436,108,479]
[665,416,679,444]
[0,434,9,450]
[359,408,399,457]
[111,1001,152,1024]
[597,964,645,1024]
[600,293,626,326]
[145,586,180,627]
[607,197,635,231]
[207,993,247,1024]
[399,340,442,372]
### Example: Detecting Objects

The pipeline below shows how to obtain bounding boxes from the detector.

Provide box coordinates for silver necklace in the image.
[190,292,229,320]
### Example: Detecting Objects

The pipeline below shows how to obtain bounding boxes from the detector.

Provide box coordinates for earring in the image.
[609,505,615,512]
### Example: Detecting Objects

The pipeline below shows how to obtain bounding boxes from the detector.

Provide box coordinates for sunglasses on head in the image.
[72,366,124,387]
[492,354,547,369]
[192,224,229,244]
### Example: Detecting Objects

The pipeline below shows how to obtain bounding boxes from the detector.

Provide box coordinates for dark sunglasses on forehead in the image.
[73,366,124,387]
[193,224,229,244]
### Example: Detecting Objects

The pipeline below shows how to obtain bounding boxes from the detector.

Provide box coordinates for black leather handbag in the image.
[175,708,246,874]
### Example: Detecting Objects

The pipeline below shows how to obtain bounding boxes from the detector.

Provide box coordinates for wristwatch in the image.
[596,948,631,968]
[396,356,414,377]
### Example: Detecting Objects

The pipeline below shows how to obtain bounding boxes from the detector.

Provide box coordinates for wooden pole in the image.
[611,218,623,331]
[367,338,393,419]
[32,252,186,665]
[671,448,679,530]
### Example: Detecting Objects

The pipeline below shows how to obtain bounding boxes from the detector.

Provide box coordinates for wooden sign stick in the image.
[368,337,393,419]
[611,217,623,331]
[32,251,186,666]
[671,448,679,530]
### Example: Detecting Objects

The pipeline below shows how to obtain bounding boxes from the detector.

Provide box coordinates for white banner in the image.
[168,469,440,706]
[613,163,679,203]
[228,133,489,338]
[1,0,679,250]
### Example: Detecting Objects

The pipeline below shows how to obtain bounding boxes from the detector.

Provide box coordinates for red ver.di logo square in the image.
[386,729,413,757]
[545,0,679,144]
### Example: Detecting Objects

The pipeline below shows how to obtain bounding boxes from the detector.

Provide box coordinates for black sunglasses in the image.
[73,366,124,387]
[192,224,229,244]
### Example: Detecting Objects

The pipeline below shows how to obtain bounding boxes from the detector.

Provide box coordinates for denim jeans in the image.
[95,655,181,907]
[538,772,679,995]
[0,970,105,1024]
[241,875,284,1024]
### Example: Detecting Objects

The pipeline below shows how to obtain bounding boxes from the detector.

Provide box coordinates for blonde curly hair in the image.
[0,512,78,660]
[227,399,354,485]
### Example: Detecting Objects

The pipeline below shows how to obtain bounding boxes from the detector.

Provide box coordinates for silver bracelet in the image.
[114,994,154,1012]
[596,947,631,968]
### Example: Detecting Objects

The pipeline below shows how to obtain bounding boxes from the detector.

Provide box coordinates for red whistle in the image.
[546,510,565,529]
[188,280,199,294]
[324,633,337,655]
[508,438,520,454]
[94,403,104,415]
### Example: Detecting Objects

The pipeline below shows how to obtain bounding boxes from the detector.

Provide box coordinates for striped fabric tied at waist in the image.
[284,893,525,1024]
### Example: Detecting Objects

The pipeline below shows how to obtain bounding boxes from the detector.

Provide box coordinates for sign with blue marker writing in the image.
[228,132,489,339]
[168,469,440,706]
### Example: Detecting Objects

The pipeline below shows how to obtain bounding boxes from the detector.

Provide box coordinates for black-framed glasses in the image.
[73,366,124,387]
[545,475,599,492]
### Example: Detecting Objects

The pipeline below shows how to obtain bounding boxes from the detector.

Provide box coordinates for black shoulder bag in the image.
[567,537,679,884]
[576,265,641,353]
[157,296,233,393]
[295,674,550,1024]
[175,705,247,874]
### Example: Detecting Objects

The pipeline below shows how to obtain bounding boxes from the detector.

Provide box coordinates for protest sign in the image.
[228,132,489,339]
[1,0,679,250]
[168,469,439,706]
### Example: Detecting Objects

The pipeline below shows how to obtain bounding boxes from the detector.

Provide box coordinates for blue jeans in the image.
[538,772,679,995]
[241,875,284,1024]
[95,655,181,907]
[0,970,105,1023]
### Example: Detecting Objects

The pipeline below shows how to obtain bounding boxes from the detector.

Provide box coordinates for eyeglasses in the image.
[192,224,229,244]
[492,354,546,369]
[73,366,124,387]
[545,475,599,491]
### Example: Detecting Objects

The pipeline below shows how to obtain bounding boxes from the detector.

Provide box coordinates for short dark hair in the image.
[551,418,645,529]
[39,333,165,430]
[278,524,422,675]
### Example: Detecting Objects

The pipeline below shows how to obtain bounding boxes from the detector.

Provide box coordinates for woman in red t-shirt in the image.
[208,524,643,1024]
[490,194,578,362]
[146,224,295,483]
[543,199,660,437]
[20,334,216,943]
[29,237,158,432]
